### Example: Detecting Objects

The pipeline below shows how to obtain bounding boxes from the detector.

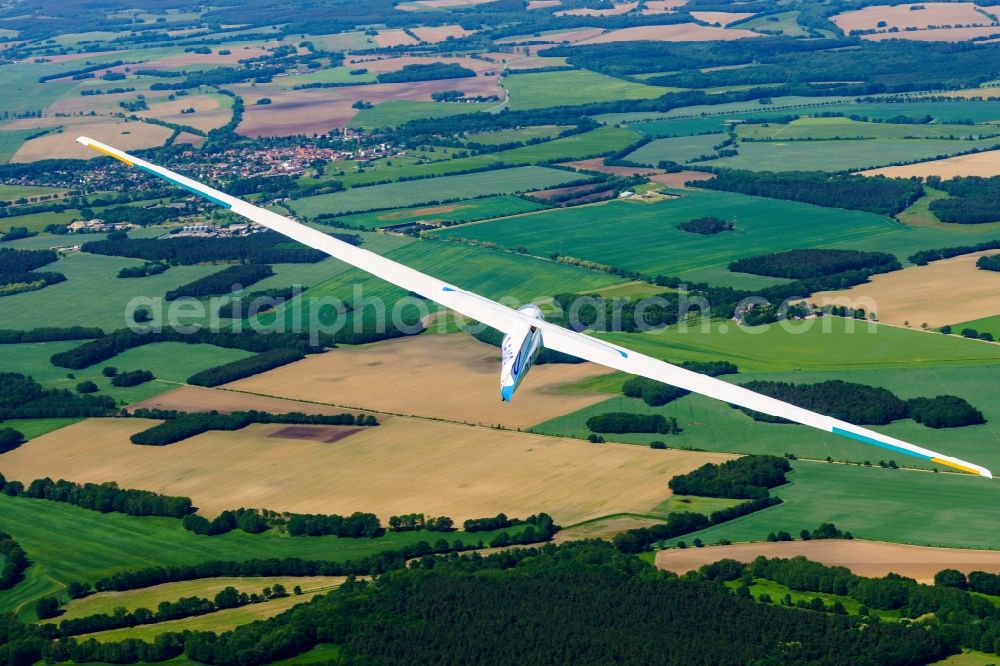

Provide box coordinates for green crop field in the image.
[503,69,678,110]
[432,187,1000,285]
[656,461,1000,550]
[330,195,546,230]
[717,136,1000,172]
[0,493,526,619]
[0,184,65,202]
[349,100,492,129]
[950,315,1000,339]
[0,418,81,439]
[736,117,1000,141]
[0,131,46,164]
[625,133,728,166]
[535,357,1000,473]
[464,125,571,145]
[314,126,638,189]
[289,166,582,218]
[733,10,810,36]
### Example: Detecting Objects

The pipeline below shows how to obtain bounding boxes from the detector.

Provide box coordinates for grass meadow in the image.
[349,100,493,130]
[624,133,728,165]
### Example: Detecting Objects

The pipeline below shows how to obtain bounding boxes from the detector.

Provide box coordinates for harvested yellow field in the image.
[558,1,637,16]
[862,25,1000,41]
[690,11,755,25]
[411,25,474,43]
[227,334,613,428]
[1,416,731,524]
[138,95,231,133]
[657,539,1000,584]
[832,3,992,32]
[808,251,1000,328]
[373,29,418,47]
[11,120,171,161]
[128,384,376,418]
[642,0,688,15]
[859,149,1000,179]
[577,23,762,43]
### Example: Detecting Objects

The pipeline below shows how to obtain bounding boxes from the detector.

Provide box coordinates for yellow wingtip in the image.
[76,136,133,166]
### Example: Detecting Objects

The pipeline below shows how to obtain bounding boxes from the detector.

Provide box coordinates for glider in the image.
[77,136,992,478]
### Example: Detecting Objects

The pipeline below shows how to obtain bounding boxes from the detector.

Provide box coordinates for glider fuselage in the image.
[500,304,543,401]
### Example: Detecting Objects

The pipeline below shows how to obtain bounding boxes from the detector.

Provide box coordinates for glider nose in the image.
[501,384,515,402]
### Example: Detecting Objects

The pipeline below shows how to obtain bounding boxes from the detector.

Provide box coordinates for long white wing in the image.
[77,136,992,478]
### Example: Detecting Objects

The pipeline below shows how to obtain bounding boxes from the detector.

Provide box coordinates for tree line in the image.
[0,248,65,297]
[910,239,1000,265]
[739,379,985,429]
[187,348,305,387]
[669,455,792,499]
[621,362,736,406]
[81,231,331,266]
[164,264,274,301]
[1,476,192,518]
[117,262,169,279]
[729,249,900,280]
[0,428,24,454]
[697,169,924,217]
[128,408,376,446]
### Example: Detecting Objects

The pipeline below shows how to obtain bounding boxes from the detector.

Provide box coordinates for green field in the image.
[0,493,526,619]
[432,187,1000,285]
[0,130,45,164]
[0,340,253,404]
[503,69,678,110]
[717,136,1000,172]
[951,315,1000,339]
[932,651,1000,666]
[657,461,1000,550]
[349,100,492,129]
[730,578,898,619]
[737,117,1000,141]
[314,126,638,189]
[465,125,571,145]
[625,133,728,166]
[734,11,810,37]
[536,356,1000,473]
[0,184,65,202]
[330,195,546,230]
[0,418,81,439]
[431,189,903,285]
[289,166,582,218]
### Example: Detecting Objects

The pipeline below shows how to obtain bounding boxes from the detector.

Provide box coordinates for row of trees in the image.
[117,262,169,279]
[164,264,274,301]
[729,249,900,280]
[740,380,985,428]
[698,169,924,217]
[909,239,1000,265]
[0,327,102,344]
[81,232,328,266]
[620,363,736,407]
[187,348,305,387]
[388,513,454,532]
[110,369,155,387]
[613,498,783,554]
[668,455,792,499]
[128,409,376,446]
[586,412,682,435]
[1,476,192,517]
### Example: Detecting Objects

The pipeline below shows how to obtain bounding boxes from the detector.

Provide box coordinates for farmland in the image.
[503,70,678,110]
[532,356,1000,468]
[331,195,546,230]
[0,491,526,618]
[0,412,729,532]
[860,149,1000,179]
[658,539,1000,583]
[808,250,1000,328]
[649,461,1000,550]
[289,166,583,217]
[624,133,729,165]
